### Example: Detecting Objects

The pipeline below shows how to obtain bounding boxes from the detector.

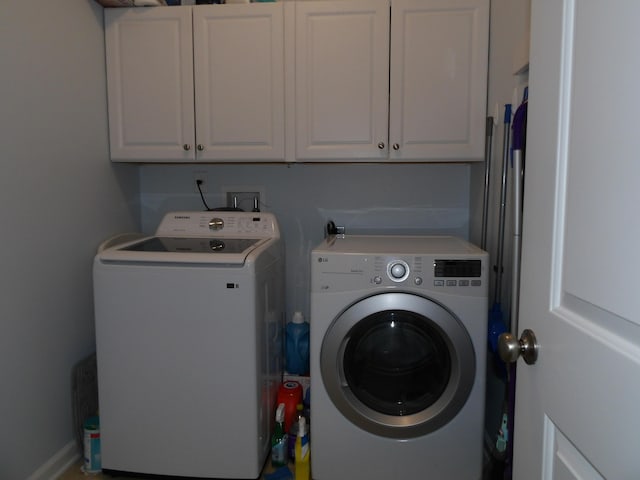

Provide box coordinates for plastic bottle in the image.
[286,311,310,375]
[271,403,288,468]
[294,417,310,480]
[288,403,306,460]
[276,380,303,433]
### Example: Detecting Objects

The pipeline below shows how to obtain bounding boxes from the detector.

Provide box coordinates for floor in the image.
[59,459,294,480]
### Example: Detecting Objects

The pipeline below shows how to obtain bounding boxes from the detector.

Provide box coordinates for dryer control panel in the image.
[311,235,488,296]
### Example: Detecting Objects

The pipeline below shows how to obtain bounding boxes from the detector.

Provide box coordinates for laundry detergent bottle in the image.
[286,311,310,375]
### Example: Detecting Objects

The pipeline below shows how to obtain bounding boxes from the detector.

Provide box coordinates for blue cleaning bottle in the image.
[286,312,310,375]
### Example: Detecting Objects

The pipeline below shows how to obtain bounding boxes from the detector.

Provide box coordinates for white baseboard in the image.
[27,440,80,480]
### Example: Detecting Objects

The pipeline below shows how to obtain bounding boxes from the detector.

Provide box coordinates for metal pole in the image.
[481,116,494,250]
[510,149,523,335]
[494,104,512,305]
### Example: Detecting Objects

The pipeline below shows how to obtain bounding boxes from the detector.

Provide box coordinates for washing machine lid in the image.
[120,237,261,254]
[97,211,279,265]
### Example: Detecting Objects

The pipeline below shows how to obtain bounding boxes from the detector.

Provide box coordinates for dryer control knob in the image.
[388,261,409,282]
[209,217,224,230]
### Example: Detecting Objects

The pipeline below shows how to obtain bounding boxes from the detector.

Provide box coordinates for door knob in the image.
[498,329,539,365]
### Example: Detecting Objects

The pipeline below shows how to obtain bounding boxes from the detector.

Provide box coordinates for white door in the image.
[193,4,285,161]
[512,1,640,478]
[294,0,389,161]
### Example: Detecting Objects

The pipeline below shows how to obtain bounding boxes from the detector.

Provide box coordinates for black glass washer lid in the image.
[121,237,260,254]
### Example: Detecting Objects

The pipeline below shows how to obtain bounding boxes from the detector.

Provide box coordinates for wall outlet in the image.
[193,171,208,193]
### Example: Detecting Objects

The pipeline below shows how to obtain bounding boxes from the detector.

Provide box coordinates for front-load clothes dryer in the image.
[93,211,284,479]
[311,235,488,480]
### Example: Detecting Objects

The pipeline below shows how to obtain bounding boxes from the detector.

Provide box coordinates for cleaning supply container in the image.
[286,311,310,375]
[294,417,310,480]
[83,416,101,474]
[288,403,308,460]
[271,403,288,467]
[277,380,303,433]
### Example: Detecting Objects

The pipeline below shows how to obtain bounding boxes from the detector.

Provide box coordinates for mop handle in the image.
[494,104,512,304]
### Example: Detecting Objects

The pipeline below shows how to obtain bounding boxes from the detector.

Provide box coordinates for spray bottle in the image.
[294,416,310,480]
[271,403,288,468]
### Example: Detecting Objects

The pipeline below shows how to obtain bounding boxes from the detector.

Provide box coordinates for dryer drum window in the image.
[344,310,451,417]
[320,292,476,439]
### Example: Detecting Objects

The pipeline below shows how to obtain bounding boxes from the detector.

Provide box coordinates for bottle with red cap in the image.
[276,380,303,433]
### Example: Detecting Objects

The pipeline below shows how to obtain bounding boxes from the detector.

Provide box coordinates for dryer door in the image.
[320,292,475,439]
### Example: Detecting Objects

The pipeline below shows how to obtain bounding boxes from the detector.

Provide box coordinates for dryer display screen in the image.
[434,260,481,278]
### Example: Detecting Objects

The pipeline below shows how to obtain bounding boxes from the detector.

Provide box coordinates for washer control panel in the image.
[155,211,279,238]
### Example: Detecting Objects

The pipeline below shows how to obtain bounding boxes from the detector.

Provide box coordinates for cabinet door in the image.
[193,4,285,162]
[105,7,195,162]
[389,0,489,161]
[295,0,390,161]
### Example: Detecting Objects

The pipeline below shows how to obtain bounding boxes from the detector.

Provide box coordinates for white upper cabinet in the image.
[295,0,489,162]
[295,0,390,160]
[105,7,195,162]
[105,4,285,162]
[105,0,488,163]
[389,0,489,161]
[193,5,285,161]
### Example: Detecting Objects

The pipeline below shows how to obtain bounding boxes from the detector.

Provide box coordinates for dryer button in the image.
[373,276,383,284]
[388,261,409,281]
[414,277,423,286]
[391,263,405,278]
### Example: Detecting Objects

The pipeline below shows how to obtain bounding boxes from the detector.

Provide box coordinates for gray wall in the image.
[0,1,139,478]
[140,163,470,317]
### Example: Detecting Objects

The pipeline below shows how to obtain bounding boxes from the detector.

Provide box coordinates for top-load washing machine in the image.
[93,211,284,479]
[310,235,488,479]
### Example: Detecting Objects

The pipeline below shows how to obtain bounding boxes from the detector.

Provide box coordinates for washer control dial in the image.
[208,217,224,230]
[387,260,410,282]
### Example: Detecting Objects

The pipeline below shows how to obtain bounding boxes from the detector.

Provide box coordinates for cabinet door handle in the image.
[378,142,385,149]
[197,144,204,151]
[393,143,400,151]
[183,144,191,151]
